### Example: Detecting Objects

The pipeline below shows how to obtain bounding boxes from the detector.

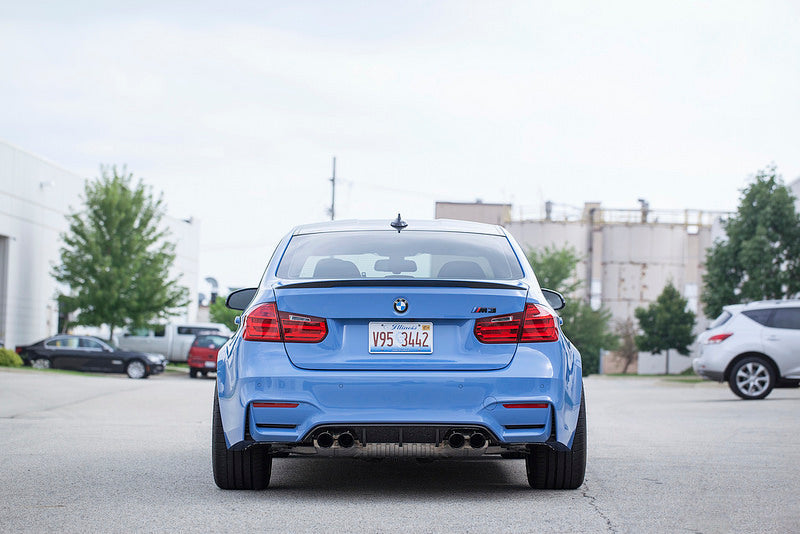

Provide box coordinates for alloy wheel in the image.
[735,362,770,397]
[127,360,146,379]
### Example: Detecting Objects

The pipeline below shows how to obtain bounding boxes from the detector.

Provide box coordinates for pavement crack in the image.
[582,481,617,533]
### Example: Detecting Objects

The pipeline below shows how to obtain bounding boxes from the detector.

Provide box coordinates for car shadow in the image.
[264,457,536,497]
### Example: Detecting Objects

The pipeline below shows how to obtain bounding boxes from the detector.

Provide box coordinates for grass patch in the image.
[165,363,189,374]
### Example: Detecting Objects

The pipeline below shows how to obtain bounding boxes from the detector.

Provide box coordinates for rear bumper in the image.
[188,358,217,370]
[692,353,727,382]
[217,340,583,452]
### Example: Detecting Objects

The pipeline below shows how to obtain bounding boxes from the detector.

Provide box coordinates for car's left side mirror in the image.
[541,288,566,311]
[226,288,257,311]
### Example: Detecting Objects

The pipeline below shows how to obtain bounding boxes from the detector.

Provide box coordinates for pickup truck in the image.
[117,322,232,362]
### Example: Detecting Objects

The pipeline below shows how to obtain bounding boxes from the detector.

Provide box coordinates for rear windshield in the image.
[192,335,229,348]
[708,311,732,329]
[276,231,524,280]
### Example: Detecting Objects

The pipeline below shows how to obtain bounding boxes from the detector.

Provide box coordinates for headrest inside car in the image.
[437,260,485,279]
[312,258,361,279]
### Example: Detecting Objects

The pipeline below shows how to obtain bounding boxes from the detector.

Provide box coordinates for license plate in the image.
[369,322,433,353]
[204,361,216,368]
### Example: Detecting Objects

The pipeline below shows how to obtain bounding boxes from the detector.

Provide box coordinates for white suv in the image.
[693,300,800,399]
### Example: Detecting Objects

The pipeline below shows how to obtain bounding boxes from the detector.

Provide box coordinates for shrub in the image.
[0,348,23,367]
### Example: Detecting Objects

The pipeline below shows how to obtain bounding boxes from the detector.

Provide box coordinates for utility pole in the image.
[329,156,336,220]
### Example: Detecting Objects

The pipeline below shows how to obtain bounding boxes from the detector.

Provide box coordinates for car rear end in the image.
[693,304,759,381]
[188,334,229,374]
[214,219,584,489]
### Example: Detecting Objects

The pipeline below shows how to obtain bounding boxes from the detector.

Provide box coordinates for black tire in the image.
[212,385,272,490]
[729,356,775,400]
[526,386,586,489]
[189,368,198,378]
[201,371,208,378]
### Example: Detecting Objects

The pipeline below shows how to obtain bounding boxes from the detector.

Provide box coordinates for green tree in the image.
[701,165,800,318]
[53,166,188,340]
[527,246,582,296]
[209,296,240,332]
[635,282,696,374]
[527,246,618,375]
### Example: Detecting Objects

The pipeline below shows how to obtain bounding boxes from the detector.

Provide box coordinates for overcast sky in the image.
[2,1,799,291]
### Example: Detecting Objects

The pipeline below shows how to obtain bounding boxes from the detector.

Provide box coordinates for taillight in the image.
[279,311,328,343]
[474,303,558,344]
[243,303,327,343]
[705,333,732,344]
[243,303,282,342]
[519,303,558,342]
[474,311,524,343]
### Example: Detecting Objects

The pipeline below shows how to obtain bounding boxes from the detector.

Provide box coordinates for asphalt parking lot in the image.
[1,368,798,533]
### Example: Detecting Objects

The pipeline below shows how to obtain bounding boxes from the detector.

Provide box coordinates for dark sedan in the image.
[16,335,166,379]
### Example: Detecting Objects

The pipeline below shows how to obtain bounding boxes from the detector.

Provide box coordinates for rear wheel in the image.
[729,356,775,400]
[212,385,272,490]
[189,368,198,378]
[526,386,586,489]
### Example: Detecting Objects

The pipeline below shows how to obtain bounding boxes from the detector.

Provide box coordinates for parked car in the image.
[187,334,229,378]
[212,217,585,490]
[117,322,231,362]
[693,300,800,399]
[15,335,167,378]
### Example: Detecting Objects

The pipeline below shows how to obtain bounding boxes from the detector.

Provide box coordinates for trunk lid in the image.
[274,281,528,371]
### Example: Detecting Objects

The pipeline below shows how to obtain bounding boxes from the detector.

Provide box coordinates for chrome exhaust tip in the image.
[447,432,465,449]
[469,432,487,449]
[316,431,334,449]
[337,432,355,448]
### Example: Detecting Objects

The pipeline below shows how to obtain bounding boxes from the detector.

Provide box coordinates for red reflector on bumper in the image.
[503,403,548,409]
[252,402,299,408]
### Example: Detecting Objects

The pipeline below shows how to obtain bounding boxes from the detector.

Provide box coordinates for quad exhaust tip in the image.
[469,432,487,449]
[447,433,466,449]
[447,431,487,449]
[317,431,334,448]
[337,432,355,448]
[316,429,487,450]
[316,431,355,449]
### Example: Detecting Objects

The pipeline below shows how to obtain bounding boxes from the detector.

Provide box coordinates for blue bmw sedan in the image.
[213,217,585,490]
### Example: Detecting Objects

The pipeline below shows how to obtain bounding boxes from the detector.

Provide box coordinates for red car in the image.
[187,334,229,378]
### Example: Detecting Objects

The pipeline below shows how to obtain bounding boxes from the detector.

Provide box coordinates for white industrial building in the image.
[436,200,731,374]
[0,140,200,349]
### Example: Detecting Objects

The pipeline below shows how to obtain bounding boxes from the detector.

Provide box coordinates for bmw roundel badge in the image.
[393,298,408,314]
